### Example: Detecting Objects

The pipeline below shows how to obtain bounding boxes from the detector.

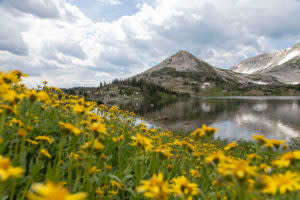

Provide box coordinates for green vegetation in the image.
[118,86,134,96]
[112,78,185,101]
[1,70,300,200]
[151,67,218,83]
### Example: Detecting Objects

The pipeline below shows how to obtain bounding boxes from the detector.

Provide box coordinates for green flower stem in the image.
[55,135,66,180]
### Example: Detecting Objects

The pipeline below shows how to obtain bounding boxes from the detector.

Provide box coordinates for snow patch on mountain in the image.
[253,81,268,85]
[278,51,300,65]
[237,67,260,74]
[231,53,278,74]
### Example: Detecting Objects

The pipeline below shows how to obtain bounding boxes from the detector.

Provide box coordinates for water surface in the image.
[117,97,300,140]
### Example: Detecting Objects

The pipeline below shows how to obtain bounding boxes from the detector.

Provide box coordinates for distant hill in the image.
[231,42,300,84]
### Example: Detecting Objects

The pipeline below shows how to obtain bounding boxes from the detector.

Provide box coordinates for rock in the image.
[161,116,169,121]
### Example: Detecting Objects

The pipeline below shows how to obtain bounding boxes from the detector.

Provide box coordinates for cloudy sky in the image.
[0,0,300,88]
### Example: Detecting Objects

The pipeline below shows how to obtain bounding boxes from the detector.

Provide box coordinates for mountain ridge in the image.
[64,44,300,102]
[130,49,286,96]
[231,42,300,84]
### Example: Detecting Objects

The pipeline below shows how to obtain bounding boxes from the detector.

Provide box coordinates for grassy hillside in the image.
[1,70,300,199]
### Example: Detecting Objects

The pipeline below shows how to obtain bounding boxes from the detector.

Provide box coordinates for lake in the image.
[116,96,300,140]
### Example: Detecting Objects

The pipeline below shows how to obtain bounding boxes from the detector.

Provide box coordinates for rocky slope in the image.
[231,42,300,84]
[132,50,282,96]
[264,56,300,84]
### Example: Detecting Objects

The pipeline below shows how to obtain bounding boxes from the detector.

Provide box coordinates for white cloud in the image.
[1,0,300,88]
[97,0,122,6]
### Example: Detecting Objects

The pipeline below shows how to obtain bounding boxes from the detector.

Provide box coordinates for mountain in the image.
[264,55,300,84]
[132,50,283,96]
[231,43,300,84]
[139,50,214,74]
[65,47,300,102]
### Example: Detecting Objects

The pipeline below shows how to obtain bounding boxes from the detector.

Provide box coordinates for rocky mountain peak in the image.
[230,42,300,84]
[173,50,195,57]
[292,42,300,48]
[175,49,190,54]
[231,42,300,75]
[140,50,212,74]
[166,50,200,69]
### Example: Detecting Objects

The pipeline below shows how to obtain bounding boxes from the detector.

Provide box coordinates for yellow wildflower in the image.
[130,133,153,151]
[9,118,23,127]
[70,152,81,160]
[281,150,300,161]
[193,151,205,160]
[252,134,267,144]
[36,91,50,103]
[168,164,174,170]
[110,180,123,190]
[25,89,39,103]
[218,159,257,179]
[272,158,290,168]
[173,140,194,152]
[88,166,101,175]
[262,171,300,194]
[246,153,262,162]
[35,136,53,144]
[40,149,51,158]
[0,156,23,181]
[155,146,174,159]
[59,122,81,136]
[26,125,33,132]
[100,153,107,161]
[109,189,118,195]
[0,104,17,114]
[80,120,90,127]
[260,163,271,173]
[137,173,170,200]
[72,104,86,114]
[272,150,300,169]
[264,139,286,149]
[89,123,107,135]
[205,151,226,165]
[27,182,87,200]
[26,139,38,145]
[81,141,92,149]
[18,128,28,137]
[112,134,124,143]
[201,124,218,137]
[224,142,238,151]
[93,140,104,151]
[190,128,205,138]
[190,169,201,178]
[33,116,38,124]
[171,176,199,199]
[88,113,103,123]
[191,124,218,138]
[96,187,103,196]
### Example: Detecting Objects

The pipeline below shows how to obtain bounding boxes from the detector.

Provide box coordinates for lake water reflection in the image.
[117,97,300,140]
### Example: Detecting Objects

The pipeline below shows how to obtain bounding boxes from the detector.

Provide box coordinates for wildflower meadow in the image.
[0,70,300,199]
